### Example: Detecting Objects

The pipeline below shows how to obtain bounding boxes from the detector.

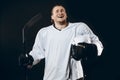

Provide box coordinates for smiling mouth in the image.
[58,17,63,18]
[57,15,64,18]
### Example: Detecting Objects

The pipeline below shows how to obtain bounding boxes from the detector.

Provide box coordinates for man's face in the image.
[51,6,67,23]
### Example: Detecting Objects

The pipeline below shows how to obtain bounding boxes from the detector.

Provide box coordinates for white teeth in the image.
[58,16,63,18]
[58,17,62,18]
[57,15,64,18]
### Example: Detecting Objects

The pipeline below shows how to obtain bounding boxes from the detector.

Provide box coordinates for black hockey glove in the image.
[18,54,34,68]
[71,43,97,61]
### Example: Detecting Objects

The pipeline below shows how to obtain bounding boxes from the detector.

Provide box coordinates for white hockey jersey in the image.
[29,22,103,80]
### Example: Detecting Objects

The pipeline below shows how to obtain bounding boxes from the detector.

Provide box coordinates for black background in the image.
[0,0,120,80]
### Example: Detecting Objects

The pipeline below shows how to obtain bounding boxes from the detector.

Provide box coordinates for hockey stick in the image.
[20,13,42,80]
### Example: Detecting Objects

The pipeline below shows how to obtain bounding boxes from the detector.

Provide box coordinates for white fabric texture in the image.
[29,22,103,80]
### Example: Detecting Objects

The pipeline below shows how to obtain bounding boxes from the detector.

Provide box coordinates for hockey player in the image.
[19,4,103,80]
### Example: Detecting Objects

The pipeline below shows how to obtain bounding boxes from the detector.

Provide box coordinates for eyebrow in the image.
[55,8,64,11]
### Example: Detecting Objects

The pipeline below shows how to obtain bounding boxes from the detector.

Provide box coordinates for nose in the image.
[58,10,63,14]
[58,12,62,15]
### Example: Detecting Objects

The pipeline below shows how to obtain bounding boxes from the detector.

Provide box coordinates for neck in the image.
[54,21,68,30]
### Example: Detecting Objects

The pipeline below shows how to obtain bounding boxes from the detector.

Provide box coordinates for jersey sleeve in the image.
[76,22,104,56]
[29,28,46,65]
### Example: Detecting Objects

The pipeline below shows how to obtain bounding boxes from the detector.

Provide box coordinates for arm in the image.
[71,22,103,60]
[76,22,104,56]
[29,28,46,65]
[19,28,46,68]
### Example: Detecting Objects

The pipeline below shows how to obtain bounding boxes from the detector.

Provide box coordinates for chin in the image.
[58,20,65,23]
[58,19,66,22]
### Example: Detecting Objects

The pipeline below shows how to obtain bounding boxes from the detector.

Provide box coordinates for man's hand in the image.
[18,54,34,68]
[71,43,97,61]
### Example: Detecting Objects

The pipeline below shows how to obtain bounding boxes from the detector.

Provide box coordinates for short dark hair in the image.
[51,4,66,16]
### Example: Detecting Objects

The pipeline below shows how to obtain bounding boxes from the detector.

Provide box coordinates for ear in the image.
[66,13,68,19]
[51,15,54,20]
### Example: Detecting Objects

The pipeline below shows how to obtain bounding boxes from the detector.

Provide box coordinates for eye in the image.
[60,9,64,12]
[56,10,59,13]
